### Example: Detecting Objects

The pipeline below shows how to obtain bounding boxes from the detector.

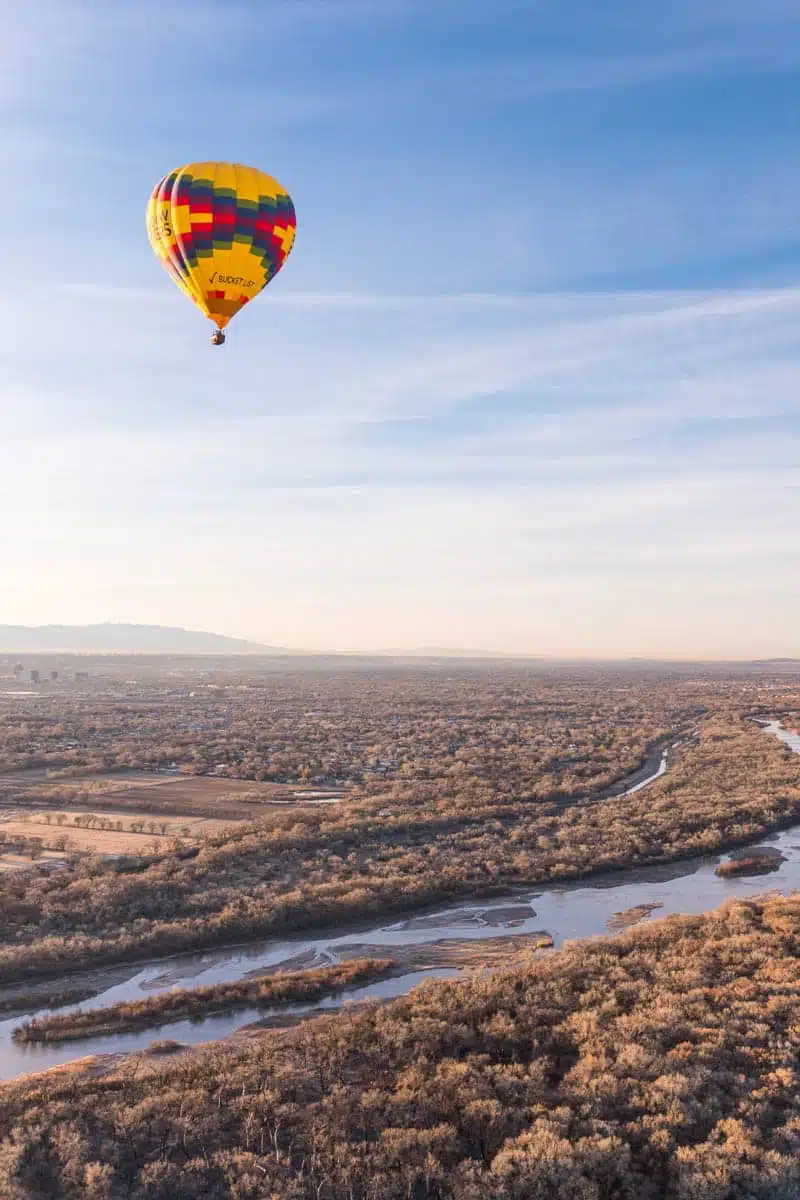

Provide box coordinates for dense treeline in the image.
[12,958,394,1043]
[1,893,799,1197]
[0,717,796,984]
[0,667,693,797]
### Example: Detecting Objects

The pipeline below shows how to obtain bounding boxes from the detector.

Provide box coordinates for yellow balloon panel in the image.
[146,190,205,314]
[146,161,297,330]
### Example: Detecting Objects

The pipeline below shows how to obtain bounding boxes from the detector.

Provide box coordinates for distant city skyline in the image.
[2,1,799,657]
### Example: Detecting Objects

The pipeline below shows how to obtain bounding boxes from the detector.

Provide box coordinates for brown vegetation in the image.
[714,854,783,878]
[606,901,664,931]
[0,665,686,796]
[0,713,796,986]
[145,1038,186,1056]
[12,958,395,1044]
[23,776,314,821]
[1,893,799,1197]
[0,808,232,858]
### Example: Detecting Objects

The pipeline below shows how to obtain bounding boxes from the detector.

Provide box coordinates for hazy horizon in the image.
[0,620,798,662]
[3,1,799,659]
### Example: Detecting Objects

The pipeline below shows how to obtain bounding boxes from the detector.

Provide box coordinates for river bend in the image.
[0,719,796,1082]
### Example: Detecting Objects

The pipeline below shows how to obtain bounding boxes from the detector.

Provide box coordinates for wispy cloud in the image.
[2,0,799,654]
[3,287,797,579]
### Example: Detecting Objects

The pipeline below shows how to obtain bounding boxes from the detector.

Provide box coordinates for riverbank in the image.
[0,716,795,1004]
[2,806,800,1082]
[12,932,561,1048]
[12,958,396,1044]
[3,891,799,1199]
[597,733,676,798]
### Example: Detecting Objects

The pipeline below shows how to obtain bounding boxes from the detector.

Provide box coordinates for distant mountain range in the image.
[0,624,521,657]
[0,624,285,654]
[0,624,795,661]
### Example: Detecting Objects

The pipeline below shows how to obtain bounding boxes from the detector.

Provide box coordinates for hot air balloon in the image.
[146,161,296,345]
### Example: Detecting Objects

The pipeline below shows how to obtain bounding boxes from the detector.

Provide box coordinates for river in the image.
[0,719,797,1083]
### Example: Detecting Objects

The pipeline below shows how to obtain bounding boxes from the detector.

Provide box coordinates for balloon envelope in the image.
[146,161,296,332]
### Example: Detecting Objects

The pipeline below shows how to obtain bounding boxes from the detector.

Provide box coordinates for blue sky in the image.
[1,0,799,655]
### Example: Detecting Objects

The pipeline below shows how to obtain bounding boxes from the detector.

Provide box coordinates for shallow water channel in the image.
[1,720,797,1082]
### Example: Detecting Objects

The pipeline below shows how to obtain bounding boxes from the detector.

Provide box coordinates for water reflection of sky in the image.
[0,720,796,1083]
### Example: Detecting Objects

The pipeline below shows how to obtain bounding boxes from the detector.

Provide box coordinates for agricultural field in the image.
[0,731,350,869]
[0,807,235,861]
[0,776,347,867]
